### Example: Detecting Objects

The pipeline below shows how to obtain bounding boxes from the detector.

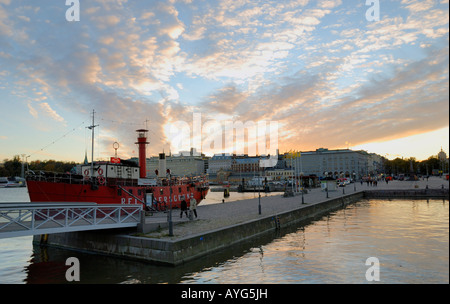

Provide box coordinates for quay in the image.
[34,177,449,266]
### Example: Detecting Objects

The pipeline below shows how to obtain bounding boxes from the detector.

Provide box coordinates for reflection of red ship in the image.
[26,128,209,211]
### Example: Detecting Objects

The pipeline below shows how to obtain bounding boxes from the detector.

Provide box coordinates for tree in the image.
[1,157,78,176]
[1,156,22,177]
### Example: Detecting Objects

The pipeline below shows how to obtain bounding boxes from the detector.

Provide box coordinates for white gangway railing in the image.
[0,202,142,239]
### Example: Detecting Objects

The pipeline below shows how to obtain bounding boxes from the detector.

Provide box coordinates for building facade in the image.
[284,148,376,179]
[208,153,233,174]
[265,169,294,179]
[231,157,262,173]
[146,154,205,177]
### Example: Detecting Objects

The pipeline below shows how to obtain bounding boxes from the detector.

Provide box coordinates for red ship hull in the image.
[26,179,208,210]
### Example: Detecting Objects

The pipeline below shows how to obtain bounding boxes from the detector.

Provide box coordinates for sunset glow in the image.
[0,0,448,162]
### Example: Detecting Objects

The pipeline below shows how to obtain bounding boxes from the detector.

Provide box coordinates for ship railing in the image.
[26,170,87,185]
[26,171,140,188]
[156,175,210,186]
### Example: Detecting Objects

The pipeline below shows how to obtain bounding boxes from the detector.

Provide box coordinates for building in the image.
[146,153,205,177]
[368,153,383,176]
[265,169,294,180]
[231,157,262,173]
[283,148,375,179]
[438,147,447,161]
[438,147,449,174]
[208,153,233,174]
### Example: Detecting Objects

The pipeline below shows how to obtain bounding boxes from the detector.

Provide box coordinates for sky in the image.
[0,0,448,163]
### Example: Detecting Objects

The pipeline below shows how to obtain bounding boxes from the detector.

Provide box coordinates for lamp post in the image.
[258,166,261,215]
[300,171,305,204]
[20,154,26,178]
[25,155,30,174]
[167,171,173,236]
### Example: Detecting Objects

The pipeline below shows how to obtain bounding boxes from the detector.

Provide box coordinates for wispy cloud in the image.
[0,0,448,160]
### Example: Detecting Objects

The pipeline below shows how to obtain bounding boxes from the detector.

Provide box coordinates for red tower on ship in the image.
[135,129,149,178]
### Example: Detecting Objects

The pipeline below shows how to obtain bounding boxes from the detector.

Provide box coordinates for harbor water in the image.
[0,188,448,284]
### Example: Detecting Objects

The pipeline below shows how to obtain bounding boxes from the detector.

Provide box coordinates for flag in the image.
[285,150,299,159]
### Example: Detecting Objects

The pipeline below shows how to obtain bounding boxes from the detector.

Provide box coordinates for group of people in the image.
[360,178,380,186]
[180,196,198,219]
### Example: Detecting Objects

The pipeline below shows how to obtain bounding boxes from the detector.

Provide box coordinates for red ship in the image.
[26,128,209,211]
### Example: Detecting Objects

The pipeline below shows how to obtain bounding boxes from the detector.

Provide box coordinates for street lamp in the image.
[258,168,261,215]
[167,171,173,236]
[20,154,26,178]
[300,171,305,204]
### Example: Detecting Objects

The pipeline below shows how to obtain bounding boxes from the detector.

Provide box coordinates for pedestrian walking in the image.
[190,195,198,219]
[180,199,188,218]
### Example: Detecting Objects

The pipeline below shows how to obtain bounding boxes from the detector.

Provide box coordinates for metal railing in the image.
[0,202,142,239]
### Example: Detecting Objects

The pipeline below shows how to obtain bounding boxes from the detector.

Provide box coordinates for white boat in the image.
[0,177,26,188]
[0,177,8,188]
[247,176,273,187]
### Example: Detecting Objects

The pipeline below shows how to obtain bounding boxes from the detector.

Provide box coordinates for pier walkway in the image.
[141,176,449,240]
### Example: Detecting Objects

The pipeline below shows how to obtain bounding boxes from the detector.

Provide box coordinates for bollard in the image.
[258,192,261,215]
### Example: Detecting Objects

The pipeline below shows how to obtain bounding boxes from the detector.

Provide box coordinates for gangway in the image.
[0,202,142,239]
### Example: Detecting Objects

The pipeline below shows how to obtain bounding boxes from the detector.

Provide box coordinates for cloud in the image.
[201,85,249,115]
[277,45,449,150]
[0,0,448,160]
[39,102,65,123]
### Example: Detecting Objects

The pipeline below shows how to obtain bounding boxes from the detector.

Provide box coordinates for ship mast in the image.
[87,110,99,179]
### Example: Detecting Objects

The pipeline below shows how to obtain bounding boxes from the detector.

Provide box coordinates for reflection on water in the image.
[1,195,448,283]
[180,199,448,284]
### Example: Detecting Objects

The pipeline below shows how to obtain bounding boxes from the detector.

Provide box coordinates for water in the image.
[0,188,448,284]
[201,186,281,205]
[181,199,449,284]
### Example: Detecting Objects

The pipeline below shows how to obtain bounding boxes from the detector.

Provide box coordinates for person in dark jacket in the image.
[180,199,188,218]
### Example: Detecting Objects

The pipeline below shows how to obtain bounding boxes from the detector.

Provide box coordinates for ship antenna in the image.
[87,109,99,179]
